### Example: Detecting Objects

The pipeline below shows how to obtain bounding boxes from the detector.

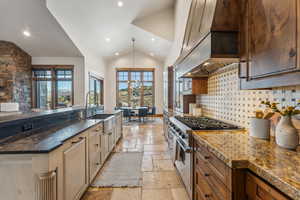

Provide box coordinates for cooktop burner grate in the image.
[174,116,239,130]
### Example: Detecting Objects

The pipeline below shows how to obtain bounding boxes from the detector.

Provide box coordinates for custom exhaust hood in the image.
[175,0,240,78]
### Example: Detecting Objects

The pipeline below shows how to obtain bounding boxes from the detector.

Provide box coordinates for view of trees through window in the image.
[32,67,73,109]
[89,75,103,106]
[117,69,154,107]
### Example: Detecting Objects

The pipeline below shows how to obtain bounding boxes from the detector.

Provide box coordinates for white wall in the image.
[32,57,85,106]
[84,52,106,105]
[132,7,175,41]
[105,51,164,114]
[164,0,192,68]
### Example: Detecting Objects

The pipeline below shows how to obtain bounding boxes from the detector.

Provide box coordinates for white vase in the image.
[275,116,299,150]
[249,118,270,140]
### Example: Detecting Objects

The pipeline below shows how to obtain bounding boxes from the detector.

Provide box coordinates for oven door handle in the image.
[177,139,191,153]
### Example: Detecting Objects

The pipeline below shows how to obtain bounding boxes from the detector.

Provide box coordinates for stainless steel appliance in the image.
[168,116,240,199]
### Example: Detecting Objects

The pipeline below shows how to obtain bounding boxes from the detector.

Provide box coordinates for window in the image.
[89,74,104,106]
[32,66,74,109]
[116,69,155,107]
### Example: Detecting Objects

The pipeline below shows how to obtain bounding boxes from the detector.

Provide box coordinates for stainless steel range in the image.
[167,116,239,199]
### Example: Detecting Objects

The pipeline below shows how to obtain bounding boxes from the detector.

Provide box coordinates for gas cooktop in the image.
[174,116,239,130]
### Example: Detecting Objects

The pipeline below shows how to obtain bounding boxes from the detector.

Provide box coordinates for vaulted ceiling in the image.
[0,0,82,57]
[47,0,175,61]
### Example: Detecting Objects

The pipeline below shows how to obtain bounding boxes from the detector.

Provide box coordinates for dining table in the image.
[120,106,148,121]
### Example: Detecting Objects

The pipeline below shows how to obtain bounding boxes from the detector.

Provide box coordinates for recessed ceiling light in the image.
[105,38,111,42]
[117,1,123,7]
[150,53,154,57]
[23,30,31,37]
[115,52,119,56]
[151,38,155,42]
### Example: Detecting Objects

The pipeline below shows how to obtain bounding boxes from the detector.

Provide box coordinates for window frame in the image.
[32,65,74,109]
[116,68,155,107]
[88,72,104,106]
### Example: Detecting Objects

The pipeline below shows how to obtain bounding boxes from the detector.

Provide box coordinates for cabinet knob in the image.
[204,194,210,198]
[204,173,209,177]
[204,156,210,159]
[96,163,100,166]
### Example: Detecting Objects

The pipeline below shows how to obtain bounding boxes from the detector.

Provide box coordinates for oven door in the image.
[174,138,192,199]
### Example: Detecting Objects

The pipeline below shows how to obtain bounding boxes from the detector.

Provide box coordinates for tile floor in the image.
[81,119,189,200]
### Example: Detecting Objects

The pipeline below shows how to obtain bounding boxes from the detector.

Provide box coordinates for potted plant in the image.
[261,101,300,150]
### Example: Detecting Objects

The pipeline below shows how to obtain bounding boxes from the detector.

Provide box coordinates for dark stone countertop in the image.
[0,119,103,154]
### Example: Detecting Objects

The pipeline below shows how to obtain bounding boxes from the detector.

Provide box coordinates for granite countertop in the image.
[0,119,103,154]
[193,131,300,200]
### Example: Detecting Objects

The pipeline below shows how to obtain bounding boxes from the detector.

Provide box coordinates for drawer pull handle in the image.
[204,173,210,177]
[71,137,84,144]
[204,194,210,198]
[204,156,210,159]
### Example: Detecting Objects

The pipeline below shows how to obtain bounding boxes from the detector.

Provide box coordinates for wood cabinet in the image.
[193,140,246,200]
[246,172,291,200]
[63,135,88,200]
[193,138,292,200]
[240,0,300,89]
[167,66,174,109]
[182,78,208,95]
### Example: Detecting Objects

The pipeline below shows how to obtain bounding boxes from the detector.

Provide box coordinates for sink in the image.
[89,114,114,120]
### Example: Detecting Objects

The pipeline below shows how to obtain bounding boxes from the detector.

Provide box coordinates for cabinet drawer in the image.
[246,172,290,200]
[90,124,103,134]
[196,155,229,199]
[196,143,228,186]
[89,131,101,153]
[194,168,221,200]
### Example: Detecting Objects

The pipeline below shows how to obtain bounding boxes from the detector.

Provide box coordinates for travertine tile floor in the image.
[81,118,189,200]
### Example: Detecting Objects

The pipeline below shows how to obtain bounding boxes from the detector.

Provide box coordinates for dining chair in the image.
[123,109,132,122]
[147,107,156,121]
[138,108,148,122]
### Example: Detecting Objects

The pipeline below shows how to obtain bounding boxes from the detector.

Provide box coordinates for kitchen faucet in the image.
[85,91,99,119]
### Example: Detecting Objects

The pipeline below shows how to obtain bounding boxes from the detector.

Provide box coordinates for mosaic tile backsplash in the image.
[197,64,300,132]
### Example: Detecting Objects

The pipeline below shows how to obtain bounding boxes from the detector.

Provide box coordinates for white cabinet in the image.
[0,113,123,200]
[88,124,103,182]
[101,133,109,162]
[115,114,123,142]
[63,136,88,200]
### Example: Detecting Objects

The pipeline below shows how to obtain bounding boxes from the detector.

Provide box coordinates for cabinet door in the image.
[88,130,101,181]
[249,0,297,78]
[240,0,300,89]
[64,137,87,200]
[246,172,290,200]
[101,134,110,162]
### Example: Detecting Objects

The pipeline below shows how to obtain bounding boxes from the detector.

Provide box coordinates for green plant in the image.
[261,100,300,116]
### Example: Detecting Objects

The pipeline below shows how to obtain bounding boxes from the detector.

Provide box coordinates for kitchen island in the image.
[193,130,300,200]
[0,108,123,200]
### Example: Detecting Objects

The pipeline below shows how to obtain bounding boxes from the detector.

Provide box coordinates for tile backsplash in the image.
[197,64,300,130]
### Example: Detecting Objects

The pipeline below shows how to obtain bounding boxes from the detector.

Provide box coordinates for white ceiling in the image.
[0,0,82,57]
[47,0,175,61]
